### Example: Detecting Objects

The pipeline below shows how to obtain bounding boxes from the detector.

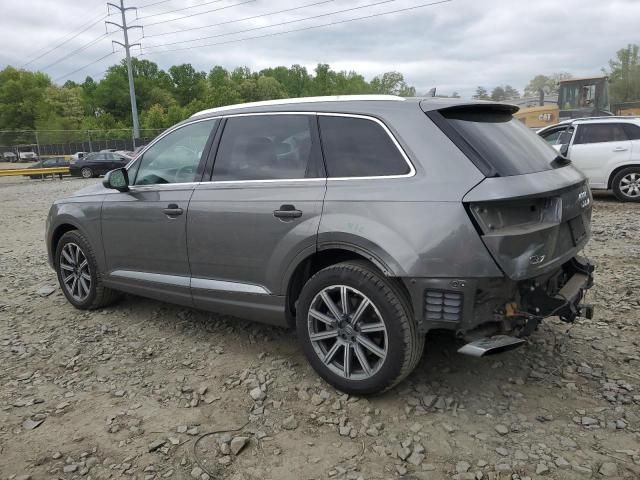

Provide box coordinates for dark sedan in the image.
[70,152,131,178]
[25,157,69,179]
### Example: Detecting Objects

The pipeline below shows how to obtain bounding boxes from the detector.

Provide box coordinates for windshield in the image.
[558,80,609,111]
[432,107,559,177]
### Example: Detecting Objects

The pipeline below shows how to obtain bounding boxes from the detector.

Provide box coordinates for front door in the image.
[101,118,218,305]
[187,114,326,323]
[569,123,632,188]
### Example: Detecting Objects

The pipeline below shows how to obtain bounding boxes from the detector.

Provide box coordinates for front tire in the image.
[612,167,640,202]
[296,261,424,395]
[55,230,120,310]
[81,167,93,179]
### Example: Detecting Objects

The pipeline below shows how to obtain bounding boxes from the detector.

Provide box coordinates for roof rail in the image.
[572,115,640,122]
[190,95,406,117]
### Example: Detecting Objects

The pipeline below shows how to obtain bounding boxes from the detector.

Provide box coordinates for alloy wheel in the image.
[81,167,92,178]
[307,285,388,380]
[619,172,640,198]
[59,243,92,302]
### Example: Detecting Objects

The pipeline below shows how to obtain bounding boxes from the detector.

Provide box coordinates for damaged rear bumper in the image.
[403,255,595,338]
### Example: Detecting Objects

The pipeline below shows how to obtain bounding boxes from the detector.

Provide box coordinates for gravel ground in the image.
[0,176,639,480]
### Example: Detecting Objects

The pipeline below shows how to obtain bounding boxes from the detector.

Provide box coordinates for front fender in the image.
[47,197,105,271]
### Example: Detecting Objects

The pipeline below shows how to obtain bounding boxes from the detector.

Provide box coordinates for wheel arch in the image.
[607,163,640,189]
[283,246,412,328]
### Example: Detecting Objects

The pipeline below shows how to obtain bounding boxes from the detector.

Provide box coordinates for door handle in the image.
[163,203,183,217]
[273,204,302,219]
[613,147,628,152]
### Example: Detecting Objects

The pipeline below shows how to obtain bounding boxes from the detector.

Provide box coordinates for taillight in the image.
[469,197,562,235]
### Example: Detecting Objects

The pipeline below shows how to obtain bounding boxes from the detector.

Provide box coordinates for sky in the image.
[1,0,638,98]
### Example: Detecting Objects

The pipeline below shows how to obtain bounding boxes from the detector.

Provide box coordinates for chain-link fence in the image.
[0,128,165,159]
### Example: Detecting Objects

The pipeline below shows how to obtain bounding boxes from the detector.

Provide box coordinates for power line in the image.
[22,14,107,67]
[138,0,224,20]
[40,33,111,72]
[137,0,172,8]
[143,0,256,27]
[145,0,335,38]
[143,0,396,50]
[142,0,451,56]
[54,52,116,82]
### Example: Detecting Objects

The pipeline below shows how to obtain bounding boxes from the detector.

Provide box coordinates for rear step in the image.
[457,335,525,357]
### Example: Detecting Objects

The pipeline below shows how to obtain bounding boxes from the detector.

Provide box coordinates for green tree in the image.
[370,71,413,96]
[0,66,51,130]
[607,44,640,105]
[473,86,490,100]
[168,64,206,106]
[523,73,572,97]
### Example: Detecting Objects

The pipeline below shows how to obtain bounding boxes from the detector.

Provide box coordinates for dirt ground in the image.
[0,175,638,480]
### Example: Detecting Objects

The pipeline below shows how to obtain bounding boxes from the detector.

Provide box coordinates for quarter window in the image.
[574,123,628,144]
[318,116,410,178]
[623,123,640,140]
[213,115,320,181]
[134,119,215,185]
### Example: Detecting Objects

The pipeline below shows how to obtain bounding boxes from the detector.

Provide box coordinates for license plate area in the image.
[568,215,586,245]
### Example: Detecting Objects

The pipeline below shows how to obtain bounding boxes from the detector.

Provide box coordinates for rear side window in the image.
[318,115,410,178]
[429,107,559,177]
[574,123,628,144]
[213,115,321,181]
[623,123,640,140]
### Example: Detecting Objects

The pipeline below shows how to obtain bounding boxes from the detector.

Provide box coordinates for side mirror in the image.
[559,143,569,157]
[103,168,129,192]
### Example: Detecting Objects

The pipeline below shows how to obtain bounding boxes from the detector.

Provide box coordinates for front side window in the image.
[318,116,410,178]
[213,115,320,181]
[574,123,628,145]
[134,119,215,185]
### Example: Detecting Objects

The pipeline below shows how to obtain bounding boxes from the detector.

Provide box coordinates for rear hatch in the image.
[424,102,592,280]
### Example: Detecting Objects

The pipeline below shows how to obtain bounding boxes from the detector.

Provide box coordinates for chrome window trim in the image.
[124,111,416,187]
[110,269,270,294]
[198,111,415,185]
[317,112,416,180]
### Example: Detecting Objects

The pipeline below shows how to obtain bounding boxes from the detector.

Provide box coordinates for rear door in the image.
[187,113,325,324]
[568,123,632,188]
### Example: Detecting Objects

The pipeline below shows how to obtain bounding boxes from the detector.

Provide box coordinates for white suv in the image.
[538,117,640,201]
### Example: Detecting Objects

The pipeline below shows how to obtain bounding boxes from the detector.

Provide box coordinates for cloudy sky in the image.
[2,0,638,97]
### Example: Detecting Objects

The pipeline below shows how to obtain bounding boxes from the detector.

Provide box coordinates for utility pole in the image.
[106,1,141,145]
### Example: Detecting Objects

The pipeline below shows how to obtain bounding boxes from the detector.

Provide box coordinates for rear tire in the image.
[612,167,640,202]
[55,230,121,310]
[296,261,424,395]
[81,167,93,179]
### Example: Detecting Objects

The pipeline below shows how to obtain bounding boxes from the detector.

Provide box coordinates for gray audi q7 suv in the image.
[46,95,595,395]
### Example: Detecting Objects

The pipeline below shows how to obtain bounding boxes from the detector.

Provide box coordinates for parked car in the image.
[538,116,640,201]
[2,151,17,162]
[47,95,595,395]
[25,157,69,179]
[18,151,38,163]
[69,152,131,178]
[70,152,87,163]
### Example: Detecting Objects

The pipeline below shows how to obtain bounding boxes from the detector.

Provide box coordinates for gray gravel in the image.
[0,178,639,479]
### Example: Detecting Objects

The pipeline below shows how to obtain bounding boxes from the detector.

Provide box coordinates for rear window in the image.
[574,123,628,144]
[318,115,410,178]
[430,107,560,177]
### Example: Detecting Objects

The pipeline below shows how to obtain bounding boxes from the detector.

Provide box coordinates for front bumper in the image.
[403,255,595,336]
